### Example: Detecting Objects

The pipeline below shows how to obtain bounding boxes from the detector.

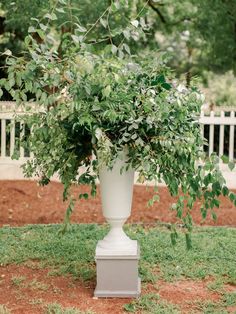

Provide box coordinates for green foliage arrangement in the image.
[0,1,235,246]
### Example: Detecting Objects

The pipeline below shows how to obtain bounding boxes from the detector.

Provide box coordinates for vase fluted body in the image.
[98,151,136,253]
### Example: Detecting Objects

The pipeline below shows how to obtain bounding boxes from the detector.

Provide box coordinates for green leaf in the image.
[222,186,229,196]
[28,26,36,33]
[147,199,154,207]
[118,49,124,58]
[36,29,45,40]
[123,44,131,55]
[79,193,89,200]
[111,2,120,11]
[55,7,65,13]
[123,29,130,40]
[0,88,3,98]
[44,13,57,20]
[100,18,107,28]
[31,17,39,22]
[71,35,83,44]
[153,194,160,202]
[228,161,235,171]
[111,45,117,54]
[158,74,165,83]
[91,185,97,197]
[9,78,15,88]
[212,181,221,192]
[211,211,217,221]
[131,20,139,28]
[213,199,220,208]
[229,193,235,202]
[75,24,87,33]
[24,35,32,46]
[2,49,12,56]
[39,23,47,31]
[201,206,207,219]
[102,85,111,98]
[177,206,183,218]
[162,82,172,90]
[221,155,229,163]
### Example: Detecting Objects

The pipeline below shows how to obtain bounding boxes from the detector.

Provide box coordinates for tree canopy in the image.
[0,0,236,94]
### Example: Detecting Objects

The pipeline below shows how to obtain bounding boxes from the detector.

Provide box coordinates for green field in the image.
[0,224,236,313]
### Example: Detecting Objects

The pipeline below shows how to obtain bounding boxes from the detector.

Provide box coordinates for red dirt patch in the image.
[1,265,235,314]
[0,264,127,314]
[158,280,220,313]
[0,180,235,227]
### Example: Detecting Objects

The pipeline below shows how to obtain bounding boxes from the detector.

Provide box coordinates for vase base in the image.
[95,241,140,298]
[94,277,141,298]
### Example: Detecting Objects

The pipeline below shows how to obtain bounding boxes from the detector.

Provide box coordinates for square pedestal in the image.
[94,241,141,298]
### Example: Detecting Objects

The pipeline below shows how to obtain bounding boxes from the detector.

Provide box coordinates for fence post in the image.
[1,118,6,157]
[10,120,15,157]
[229,111,235,161]
[219,111,225,162]
[209,111,215,156]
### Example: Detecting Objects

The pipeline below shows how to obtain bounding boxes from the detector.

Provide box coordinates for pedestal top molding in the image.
[96,240,140,259]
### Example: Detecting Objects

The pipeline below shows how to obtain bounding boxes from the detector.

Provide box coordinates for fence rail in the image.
[199,109,236,161]
[0,102,236,186]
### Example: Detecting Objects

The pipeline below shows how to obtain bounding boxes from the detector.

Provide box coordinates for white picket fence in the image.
[0,102,236,187]
[0,102,30,179]
[200,107,236,160]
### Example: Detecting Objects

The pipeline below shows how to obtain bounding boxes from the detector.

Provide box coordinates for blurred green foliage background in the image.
[0,0,236,106]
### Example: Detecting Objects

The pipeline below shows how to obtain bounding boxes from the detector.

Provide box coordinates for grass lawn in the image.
[0,224,236,313]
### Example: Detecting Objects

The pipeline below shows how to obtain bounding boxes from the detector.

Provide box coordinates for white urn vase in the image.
[97,150,136,254]
[94,149,141,298]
